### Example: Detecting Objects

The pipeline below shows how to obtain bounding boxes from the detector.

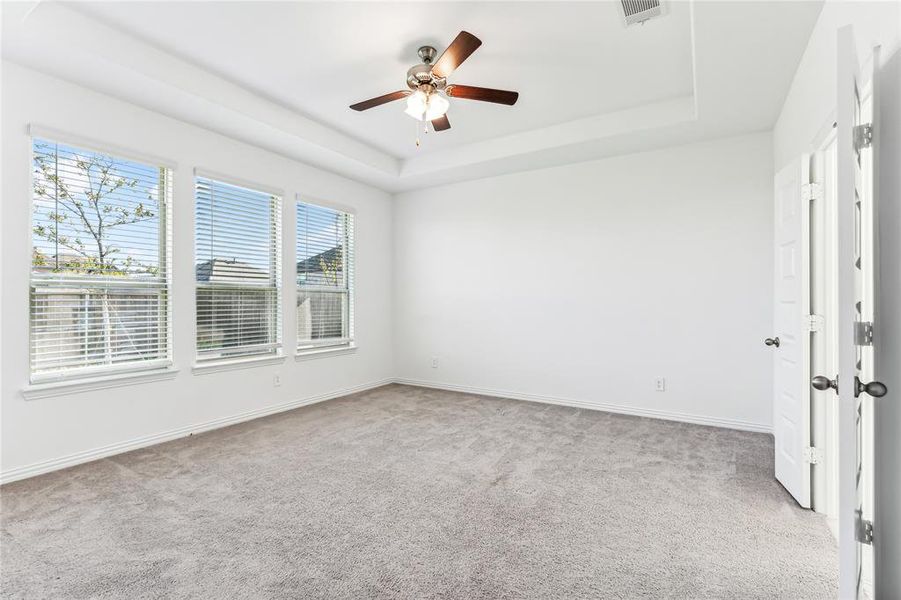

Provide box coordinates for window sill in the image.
[294,345,357,361]
[192,354,285,375]
[23,368,179,400]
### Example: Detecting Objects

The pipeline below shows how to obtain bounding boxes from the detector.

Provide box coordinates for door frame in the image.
[809,122,840,535]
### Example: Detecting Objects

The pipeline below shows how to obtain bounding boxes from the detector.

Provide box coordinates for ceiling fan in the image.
[349,31,519,132]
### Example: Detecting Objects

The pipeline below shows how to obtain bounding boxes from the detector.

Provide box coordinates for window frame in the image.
[294,196,355,355]
[193,170,284,366]
[27,131,175,385]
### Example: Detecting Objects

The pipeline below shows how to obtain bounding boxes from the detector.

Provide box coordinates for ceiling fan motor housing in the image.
[406,46,447,91]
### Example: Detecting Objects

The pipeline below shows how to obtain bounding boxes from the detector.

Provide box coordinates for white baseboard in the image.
[0,378,393,485]
[393,378,774,434]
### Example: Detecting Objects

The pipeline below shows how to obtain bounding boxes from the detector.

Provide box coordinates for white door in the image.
[772,158,812,508]
[827,27,885,599]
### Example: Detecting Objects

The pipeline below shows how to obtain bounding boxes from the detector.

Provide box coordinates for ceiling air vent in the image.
[620,0,663,26]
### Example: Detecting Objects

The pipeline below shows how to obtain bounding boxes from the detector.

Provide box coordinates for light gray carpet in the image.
[1,384,837,599]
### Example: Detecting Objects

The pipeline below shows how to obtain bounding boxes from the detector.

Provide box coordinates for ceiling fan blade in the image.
[431,115,451,131]
[445,85,519,105]
[349,91,411,111]
[431,31,482,79]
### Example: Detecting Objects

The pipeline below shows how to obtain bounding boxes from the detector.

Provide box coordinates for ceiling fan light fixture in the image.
[404,90,449,121]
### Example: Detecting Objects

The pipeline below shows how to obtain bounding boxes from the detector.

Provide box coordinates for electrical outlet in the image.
[655,377,666,392]
[273,373,282,387]
[431,357,439,369]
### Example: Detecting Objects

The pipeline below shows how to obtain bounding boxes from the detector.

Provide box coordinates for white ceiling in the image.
[2,1,823,192]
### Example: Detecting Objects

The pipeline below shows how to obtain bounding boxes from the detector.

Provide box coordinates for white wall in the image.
[393,132,775,432]
[0,63,394,481]
[773,3,900,593]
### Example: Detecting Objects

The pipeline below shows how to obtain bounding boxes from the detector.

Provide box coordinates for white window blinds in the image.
[30,139,172,382]
[296,201,354,350]
[195,176,281,362]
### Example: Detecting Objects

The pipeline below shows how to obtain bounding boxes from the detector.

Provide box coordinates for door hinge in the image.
[856,510,874,545]
[801,183,823,201]
[806,314,825,332]
[854,321,874,346]
[854,124,873,151]
[802,446,824,465]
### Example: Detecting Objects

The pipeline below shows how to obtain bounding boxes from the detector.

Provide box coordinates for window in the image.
[29,139,172,382]
[296,201,354,351]
[195,176,281,362]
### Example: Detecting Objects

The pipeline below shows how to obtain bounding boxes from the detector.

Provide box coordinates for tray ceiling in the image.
[2,1,823,191]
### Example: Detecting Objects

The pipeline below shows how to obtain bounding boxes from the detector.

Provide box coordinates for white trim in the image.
[27,124,178,170]
[1,378,394,484]
[294,193,357,216]
[30,358,173,385]
[393,378,774,434]
[194,168,284,199]
[192,354,285,375]
[294,345,357,361]
[810,131,840,521]
[22,368,179,400]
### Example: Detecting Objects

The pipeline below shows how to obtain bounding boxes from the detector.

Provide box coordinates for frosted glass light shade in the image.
[425,94,449,120]
[404,91,449,121]
[404,91,428,120]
